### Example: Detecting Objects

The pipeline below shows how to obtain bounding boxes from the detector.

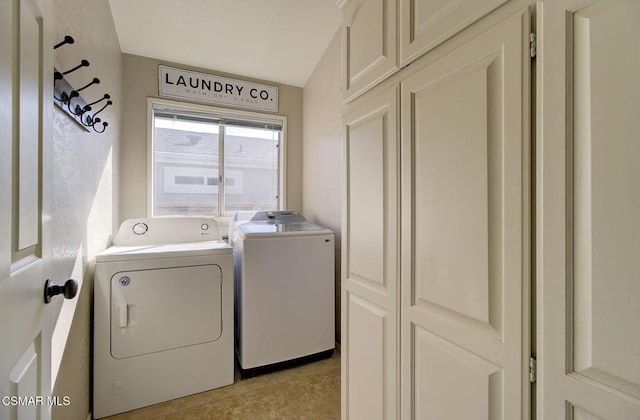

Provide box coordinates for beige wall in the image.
[51,0,122,419]
[302,29,343,344]
[120,54,304,220]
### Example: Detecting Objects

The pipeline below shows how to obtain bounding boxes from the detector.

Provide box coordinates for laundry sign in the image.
[158,65,279,113]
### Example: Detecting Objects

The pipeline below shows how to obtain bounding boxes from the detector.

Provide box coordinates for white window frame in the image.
[147,97,287,217]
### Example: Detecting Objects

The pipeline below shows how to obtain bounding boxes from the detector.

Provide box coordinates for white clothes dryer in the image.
[93,217,233,418]
[229,211,335,376]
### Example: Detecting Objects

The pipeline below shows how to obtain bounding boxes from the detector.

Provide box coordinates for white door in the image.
[400,9,531,419]
[340,0,398,102]
[0,0,54,419]
[537,0,640,418]
[342,86,399,419]
[398,0,509,66]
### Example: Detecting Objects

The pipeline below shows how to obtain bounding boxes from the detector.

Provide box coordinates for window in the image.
[149,99,285,217]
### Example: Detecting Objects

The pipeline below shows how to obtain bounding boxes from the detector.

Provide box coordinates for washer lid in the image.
[239,221,324,234]
[236,221,333,239]
[96,240,232,263]
[231,210,307,224]
[229,210,333,240]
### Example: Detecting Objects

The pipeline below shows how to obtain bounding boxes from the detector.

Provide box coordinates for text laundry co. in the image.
[159,65,279,113]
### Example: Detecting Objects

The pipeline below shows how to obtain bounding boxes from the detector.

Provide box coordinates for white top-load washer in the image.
[229,211,335,376]
[93,217,233,418]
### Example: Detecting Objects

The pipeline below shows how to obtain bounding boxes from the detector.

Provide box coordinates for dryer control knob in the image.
[132,222,148,235]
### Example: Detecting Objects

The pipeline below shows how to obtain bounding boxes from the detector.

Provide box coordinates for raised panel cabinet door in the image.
[400,9,531,420]
[0,0,55,419]
[340,0,398,102]
[537,0,640,418]
[399,0,509,66]
[342,86,399,419]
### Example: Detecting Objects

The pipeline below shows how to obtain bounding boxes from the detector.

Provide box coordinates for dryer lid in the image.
[96,240,231,263]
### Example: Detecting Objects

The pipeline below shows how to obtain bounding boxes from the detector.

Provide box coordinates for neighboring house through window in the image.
[149,99,285,217]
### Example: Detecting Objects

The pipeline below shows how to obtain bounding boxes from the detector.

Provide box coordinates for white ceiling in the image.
[108,0,342,88]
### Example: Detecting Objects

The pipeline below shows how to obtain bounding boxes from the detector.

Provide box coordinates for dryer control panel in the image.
[114,217,223,246]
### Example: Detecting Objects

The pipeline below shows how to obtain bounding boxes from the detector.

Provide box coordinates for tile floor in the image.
[102,352,340,419]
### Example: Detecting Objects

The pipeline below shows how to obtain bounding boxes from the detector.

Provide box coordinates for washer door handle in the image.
[44,279,78,304]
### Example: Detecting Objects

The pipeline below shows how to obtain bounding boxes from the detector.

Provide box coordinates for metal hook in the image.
[93,121,108,133]
[81,93,110,113]
[57,89,76,104]
[66,91,87,116]
[60,59,89,76]
[82,94,113,126]
[54,35,75,50]
[51,37,111,133]
[85,115,98,126]
[75,77,100,94]
[84,100,112,127]
[53,72,69,101]
[89,99,112,122]
[64,78,101,113]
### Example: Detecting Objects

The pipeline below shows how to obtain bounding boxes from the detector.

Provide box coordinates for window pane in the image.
[175,176,204,185]
[153,116,219,216]
[224,124,279,215]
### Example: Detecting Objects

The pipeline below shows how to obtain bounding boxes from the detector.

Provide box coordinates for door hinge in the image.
[529,356,537,383]
[530,32,537,59]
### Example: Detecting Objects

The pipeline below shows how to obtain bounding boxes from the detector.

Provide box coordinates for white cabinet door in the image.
[340,0,398,102]
[537,0,640,418]
[400,10,531,419]
[399,0,509,66]
[342,86,399,419]
[0,0,54,419]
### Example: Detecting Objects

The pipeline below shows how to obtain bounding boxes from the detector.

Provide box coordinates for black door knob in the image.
[44,279,78,304]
